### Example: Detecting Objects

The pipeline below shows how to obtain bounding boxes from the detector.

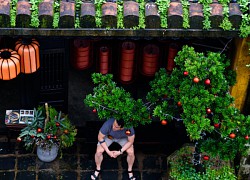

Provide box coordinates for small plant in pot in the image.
[17,103,77,162]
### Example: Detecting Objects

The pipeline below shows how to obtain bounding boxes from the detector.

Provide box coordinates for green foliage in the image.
[75,0,83,28]
[137,0,146,29]
[84,45,250,162]
[95,0,106,28]
[84,73,151,128]
[238,0,250,38]
[117,1,124,29]
[53,0,60,28]
[155,0,170,28]
[181,0,190,29]
[147,45,250,161]
[19,105,77,152]
[169,146,236,180]
[198,0,212,30]
[10,0,18,27]
[30,0,42,27]
[218,0,233,31]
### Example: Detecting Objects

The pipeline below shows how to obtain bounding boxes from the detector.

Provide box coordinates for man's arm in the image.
[120,135,135,153]
[98,131,114,157]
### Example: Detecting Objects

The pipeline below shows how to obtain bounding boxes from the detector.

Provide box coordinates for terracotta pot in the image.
[15,38,40,74]
[142,44,159,76]
[0,49,21,80]
[99,46,109,74]
[167,43,179,72]
[120,41,136,83]
[72,39,91,70]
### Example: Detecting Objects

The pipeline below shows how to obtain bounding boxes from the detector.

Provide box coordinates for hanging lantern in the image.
[15,38,40,74]
[0,49,21,80]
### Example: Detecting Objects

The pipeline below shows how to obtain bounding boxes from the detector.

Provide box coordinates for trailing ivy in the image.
[155,0,170,28]
[75,0,82,28]
[95,0,105,28]
[238,0,250,37]
[30,0,42,27]
[53,0,60,28]
[198,0,212,30]
[10,0,18,27]
[181,0,190,29]
[117,0,124,29]
[218,0,233,31]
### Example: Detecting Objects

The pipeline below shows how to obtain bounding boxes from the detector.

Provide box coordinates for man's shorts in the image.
[97,136,128,147]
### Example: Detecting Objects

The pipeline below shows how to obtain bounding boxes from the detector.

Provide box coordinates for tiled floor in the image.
[0,137,170,180]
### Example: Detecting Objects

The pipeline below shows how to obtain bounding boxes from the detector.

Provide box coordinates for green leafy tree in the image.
[84,45,250,163]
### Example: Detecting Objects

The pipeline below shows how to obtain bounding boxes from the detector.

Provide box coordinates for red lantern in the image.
[166,43,178,72]
[0,49,21,80]
[15,38,40,74]
[99,46,110,75]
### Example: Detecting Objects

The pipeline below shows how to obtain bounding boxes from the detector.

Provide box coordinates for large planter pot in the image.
[37,144,59,162]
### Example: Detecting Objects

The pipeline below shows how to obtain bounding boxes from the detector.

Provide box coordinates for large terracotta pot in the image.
[72,39,91,70]
[0,49,21,80]
[15,38,40,74]
[37,144,59,162]
[141,44,159,76]
[120,41,135,83]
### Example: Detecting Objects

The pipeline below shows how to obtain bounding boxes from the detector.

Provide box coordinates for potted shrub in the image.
[17,103,77,162]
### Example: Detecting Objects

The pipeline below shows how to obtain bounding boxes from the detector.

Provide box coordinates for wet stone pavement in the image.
[0,137,169,180]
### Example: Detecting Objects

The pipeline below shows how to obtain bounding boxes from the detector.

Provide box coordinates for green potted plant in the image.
[17,103,77,162]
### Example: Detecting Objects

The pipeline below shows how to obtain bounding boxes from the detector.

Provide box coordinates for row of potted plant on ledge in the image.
[5,0,250,37]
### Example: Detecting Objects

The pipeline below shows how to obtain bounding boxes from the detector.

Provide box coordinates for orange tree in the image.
[84,45,250,163]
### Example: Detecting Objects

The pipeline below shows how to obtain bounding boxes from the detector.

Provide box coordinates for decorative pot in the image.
[141,44,159,76]
[37,144,59,162]
[120,41,135,83]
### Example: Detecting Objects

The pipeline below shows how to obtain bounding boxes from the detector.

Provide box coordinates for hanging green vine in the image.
[52,0,60,28]
[155,0,170,28]
[117,0,124,29]
[199,0,212,30]
[10,0,18,27]
[30,0,42,27]
[95,0,105,28]
[238,0,250,37]
[75,0,82,28]
[218,0,233,31]
[181,0,190,29]
[137,0,145,29]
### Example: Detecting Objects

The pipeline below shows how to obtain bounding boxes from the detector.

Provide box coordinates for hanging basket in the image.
[119,41,136,83]
[0,49,21,80]
[141,44,159,76]
[99,46,110,75]
[71,39,92,70]
[15,38,40,74]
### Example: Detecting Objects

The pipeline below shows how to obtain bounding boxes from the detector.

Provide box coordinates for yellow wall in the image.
[230,38,250,111]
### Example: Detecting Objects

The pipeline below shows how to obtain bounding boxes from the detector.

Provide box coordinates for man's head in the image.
[116,119,124,128]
